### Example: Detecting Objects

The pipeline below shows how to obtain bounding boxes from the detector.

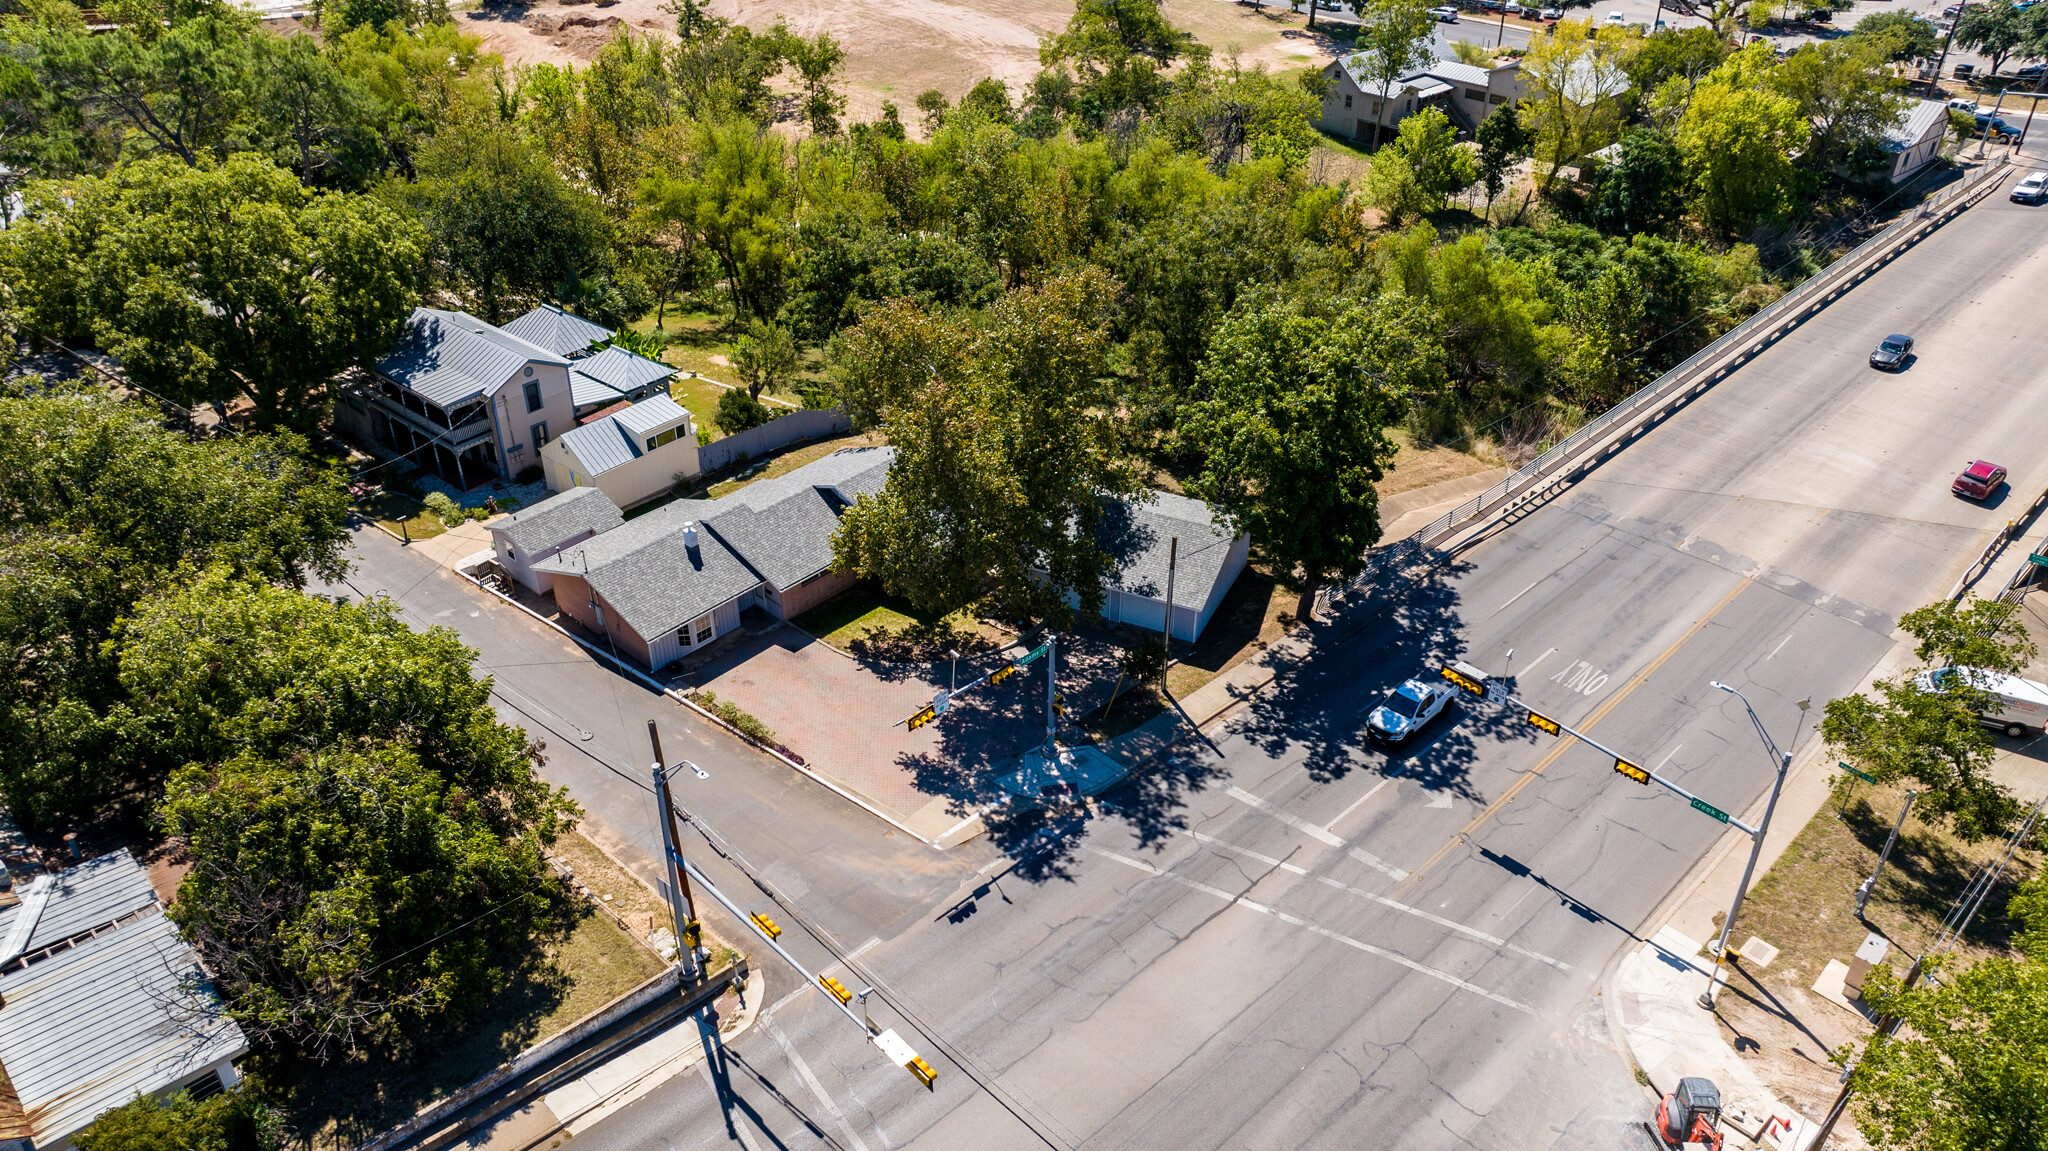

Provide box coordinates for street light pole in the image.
[649,721,703,984]
[947,648,959,695]
[1699,682,1806,1010]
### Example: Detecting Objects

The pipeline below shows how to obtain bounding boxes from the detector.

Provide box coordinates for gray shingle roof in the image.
[376,308,568,408]
[1098,490,1240,607]
[555,395,694,476]
[502,305,615,359]
[537,503,765,637]
[703,495,846,590]
[493,486,624,557]
[0,848,157,966]
[0,911,246,1146]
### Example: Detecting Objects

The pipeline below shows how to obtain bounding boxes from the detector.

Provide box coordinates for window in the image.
[524,379,544,413]
[1371,100,1382,116]
[506,547,516,560]
[693,615,713,644]
[677,624,692,648]
[530,421,549,453]
[1489,94,1506,104]
[1465,88,1485,102]
[1344,93,1353,108]
[523,365,534,377]
[644,427,680,452]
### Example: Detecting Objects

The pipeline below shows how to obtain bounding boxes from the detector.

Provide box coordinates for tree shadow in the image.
[1842,793,2038,952]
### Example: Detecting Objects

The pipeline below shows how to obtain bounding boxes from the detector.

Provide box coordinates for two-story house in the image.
[345,307,587,488]
[1316,54,1526,143]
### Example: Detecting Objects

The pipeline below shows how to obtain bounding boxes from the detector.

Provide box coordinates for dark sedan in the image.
[1870,333,1913,370]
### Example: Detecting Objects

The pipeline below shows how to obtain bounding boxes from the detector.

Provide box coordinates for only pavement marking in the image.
[763,1016,876,1151]
[1227,785,1345,847]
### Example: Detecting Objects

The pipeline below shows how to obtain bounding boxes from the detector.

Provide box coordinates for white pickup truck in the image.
[1916,667,2048,738]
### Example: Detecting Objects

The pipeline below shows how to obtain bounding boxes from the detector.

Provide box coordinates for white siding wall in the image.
[646,594,751,671]
[491,526,604,594]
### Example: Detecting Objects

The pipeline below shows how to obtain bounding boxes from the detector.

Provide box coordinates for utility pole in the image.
[1977,86,2011,158]
[1856,790,1917,919]
[1700,683,1808,1011]
[1045,633,1058,747]
[649,721,703,983]
[1933,0,1971,92]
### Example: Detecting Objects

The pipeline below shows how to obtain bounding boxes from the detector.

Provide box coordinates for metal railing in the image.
[1395,155,2014,568]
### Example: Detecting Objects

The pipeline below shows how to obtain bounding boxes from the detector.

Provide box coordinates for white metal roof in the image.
[376,308,568,409]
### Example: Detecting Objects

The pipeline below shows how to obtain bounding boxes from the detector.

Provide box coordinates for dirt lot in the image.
[457,0,1339,124]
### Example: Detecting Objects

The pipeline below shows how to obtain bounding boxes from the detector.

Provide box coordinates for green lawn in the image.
[794,584,932,648]
[356,489,446,542]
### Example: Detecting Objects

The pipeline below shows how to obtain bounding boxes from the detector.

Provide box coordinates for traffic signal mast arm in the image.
[1441,663,1755,836]
[679,856,872,1032]
[894,642,1050,728]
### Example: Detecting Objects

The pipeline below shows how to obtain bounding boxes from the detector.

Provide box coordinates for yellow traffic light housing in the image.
[820,975,853,1004]
[908,1056,937,1090]
[750,912,782,940]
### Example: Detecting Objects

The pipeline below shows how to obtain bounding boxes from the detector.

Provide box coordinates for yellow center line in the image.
[1400,576,1754,888]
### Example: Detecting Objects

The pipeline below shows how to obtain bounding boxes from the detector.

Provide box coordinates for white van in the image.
[1916,667,2048,737]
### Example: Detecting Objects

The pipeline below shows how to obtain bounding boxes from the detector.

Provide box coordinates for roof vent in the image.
[683,523,699,550]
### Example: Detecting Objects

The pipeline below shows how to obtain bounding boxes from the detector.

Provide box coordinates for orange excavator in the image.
[1651,1077,1725,1150]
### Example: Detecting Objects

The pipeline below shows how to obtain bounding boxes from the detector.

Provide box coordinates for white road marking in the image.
[1494,576,1550,615]
[1324,776,1399,832]
[1766,632,1794,661]
[1227,785,1345,847]
[1313,876,1571,970]
[697,1045,770,1151]
[1087,848,1532,1013]
[763,1016,876,1151]
[1425,792,1453,810]
[1348,846,1411,882]
[1653,745,1682,774]
[1496,884,1537,919]
[1517,647,1559,680]
[1182,829,1309,875]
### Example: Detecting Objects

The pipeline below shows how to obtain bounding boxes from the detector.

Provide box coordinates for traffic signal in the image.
[820,975,853,1004]
[750,912,781,940]
[1614,758,1650,785]
[1054,692,1065,717]
[991,663,1018,686]
[1527,711,1562,736]
[682,919,702,948]
[1440,665,1486,697]
[907,1056,937,1090]
[906,705,936,731]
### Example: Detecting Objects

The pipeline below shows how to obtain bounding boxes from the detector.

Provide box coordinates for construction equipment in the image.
[1651,1077,1725,1150]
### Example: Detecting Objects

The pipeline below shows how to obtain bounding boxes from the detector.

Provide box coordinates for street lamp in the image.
[947,649,960,694]
[1698,682,1809,1010]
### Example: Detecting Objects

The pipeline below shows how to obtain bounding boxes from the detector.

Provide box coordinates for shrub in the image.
[689,690,778,746]
[421,489,463,527]
[514,464,544,484]
[76,1087,284,1151]
[715,387,774,435]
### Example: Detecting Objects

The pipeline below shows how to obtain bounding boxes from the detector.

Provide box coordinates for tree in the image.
[915,88,950,136]
[714,385,774,433]
[729,319,798,399]
[957,77,1017,124]
[832,266,1145,623]
[403,117,612,324]
[1036,0,1200,125]
[1676,44,1808,234]
[1345,0,1437,147]
[1587,127,1685,235]
[130,573,579,1059]
[0,394,351,828]
[1181,292,1444,621]
[782,24,846,137]
[1768,38,1909,174]
[636,117,792,323]
[1845,872,2048,1151]
[1819,595,2033,843]
[1360,107,1477,223]
[1476,100,1531,216]
[1956,0,2031,76]
[248,32,389,189]
[1522,19,1630,192]
[1,154,422,425]
[1851,11,1941,64]
[1624,26,1732,96]
[77,1087,283,1151]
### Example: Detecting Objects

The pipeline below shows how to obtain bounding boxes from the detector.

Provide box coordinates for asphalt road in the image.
[542,173,2048,1150]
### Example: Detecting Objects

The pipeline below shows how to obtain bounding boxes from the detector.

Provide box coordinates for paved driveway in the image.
[685,625,1125,841]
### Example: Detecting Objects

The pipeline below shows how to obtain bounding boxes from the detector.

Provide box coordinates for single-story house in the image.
[1882,98,1950,183]
[0,850,248,1150]
[1085,491,1251,643]
[569,346,676,420]
[1317,54,1525,143]
[489,485,626,594]
[501,303,614,360]
[531,446,894,670]
[542,394,701,510]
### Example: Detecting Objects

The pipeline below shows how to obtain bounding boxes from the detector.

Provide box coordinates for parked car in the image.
[1953,460,2008,501]
[1868,333,1913,370]
[2014,64,2048,84]
[2014,171,2048,202]
[1976,111,2022,138]
[1428,4,1460,19]
[1605,9,1626,22]
[1366,678,1453,745]
[1955,62,1976,80]
[1949,97,1981,114]
[1916,667,2048,738]
[1539,5,1562,16]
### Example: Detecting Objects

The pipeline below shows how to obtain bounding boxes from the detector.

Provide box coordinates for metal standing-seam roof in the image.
[554,394,695,477]
[1097,490,1240,607]
[492,486,625,558]
[0,849,157,967]
[502,305,616,359]
[375,308,568,409]
[1884,98,1951,151]
[0,912,247,1147]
